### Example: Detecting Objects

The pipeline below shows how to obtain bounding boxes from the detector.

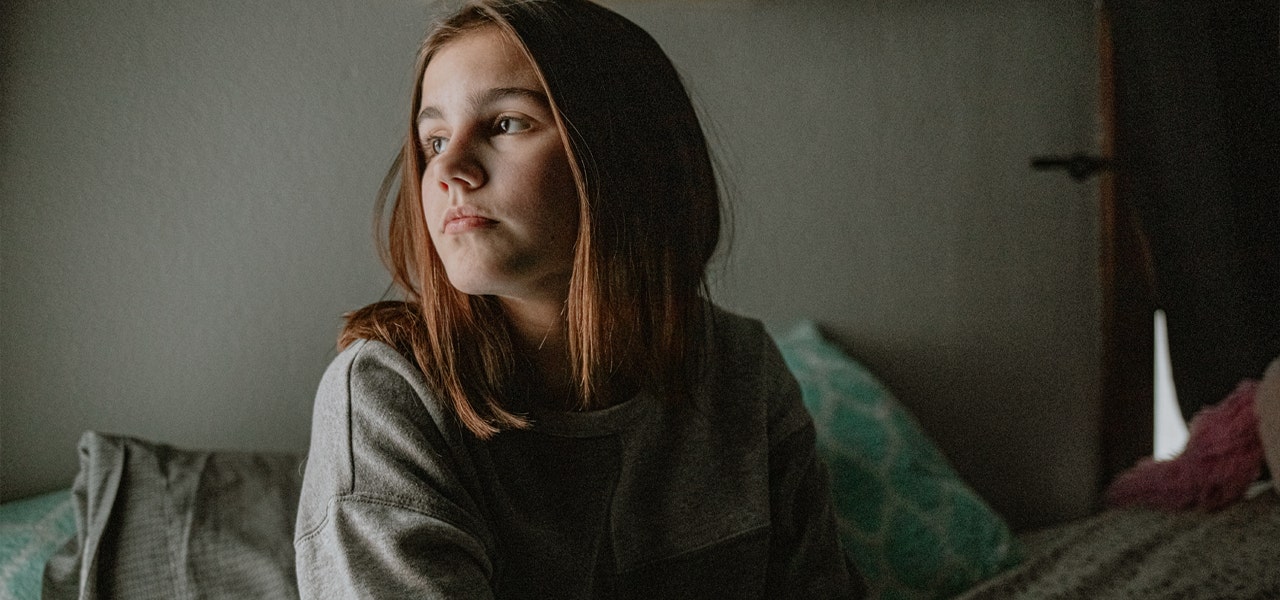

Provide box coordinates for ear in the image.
[1256,356,1280,489]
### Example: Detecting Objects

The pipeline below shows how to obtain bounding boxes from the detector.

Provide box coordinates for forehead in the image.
[419,27,542,108]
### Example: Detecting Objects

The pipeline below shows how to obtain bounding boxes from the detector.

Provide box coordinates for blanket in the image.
[957,485,1280,599]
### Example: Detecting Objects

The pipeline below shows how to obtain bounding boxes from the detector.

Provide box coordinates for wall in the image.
[1,0,427,498]
[619,0,1102,530]
[1,0,1100,530]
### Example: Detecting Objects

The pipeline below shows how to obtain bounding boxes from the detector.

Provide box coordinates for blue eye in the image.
[423,136,447,156]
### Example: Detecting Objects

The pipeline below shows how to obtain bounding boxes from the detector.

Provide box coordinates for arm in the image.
[761,337,867,599]
[294,340,495,599]
[765,420,866,599]
[295,496,493,599]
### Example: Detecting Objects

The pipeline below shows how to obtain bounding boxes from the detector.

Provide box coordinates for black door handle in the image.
[1030,153,1112,181]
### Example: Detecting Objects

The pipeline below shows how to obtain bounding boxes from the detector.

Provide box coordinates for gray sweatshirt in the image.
[294,307,862,599]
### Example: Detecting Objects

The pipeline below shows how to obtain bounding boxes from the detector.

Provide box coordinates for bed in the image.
[3,322,1278,600]
[956,486,1280,599]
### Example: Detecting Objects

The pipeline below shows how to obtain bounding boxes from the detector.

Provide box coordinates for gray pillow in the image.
[42,431,303,600]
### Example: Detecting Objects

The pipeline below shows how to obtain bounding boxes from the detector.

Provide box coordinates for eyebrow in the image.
[416,86,550,127]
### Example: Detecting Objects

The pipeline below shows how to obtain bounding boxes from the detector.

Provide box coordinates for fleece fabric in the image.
[294,307,862,599]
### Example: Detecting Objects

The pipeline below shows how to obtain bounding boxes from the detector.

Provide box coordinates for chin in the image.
[444,278,493,297]
[443,268,512,298]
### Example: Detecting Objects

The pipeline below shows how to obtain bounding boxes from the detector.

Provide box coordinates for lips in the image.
[442,207,498,234]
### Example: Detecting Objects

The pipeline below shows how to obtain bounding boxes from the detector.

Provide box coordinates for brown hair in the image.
[342,0,721,438]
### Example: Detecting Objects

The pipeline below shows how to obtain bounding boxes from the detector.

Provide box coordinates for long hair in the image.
[342,0,721,439]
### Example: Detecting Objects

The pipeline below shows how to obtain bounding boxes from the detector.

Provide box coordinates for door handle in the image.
[1030,153,1112,181]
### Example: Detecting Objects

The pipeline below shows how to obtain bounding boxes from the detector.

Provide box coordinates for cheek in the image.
[538,175,579,248]
[541,152,580,226]
[419,179,444,231]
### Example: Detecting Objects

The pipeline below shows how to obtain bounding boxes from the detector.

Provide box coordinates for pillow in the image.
[42,431,304,600]
[776,321,1021,600]
[1257,356,1280,491]
[1,489,77,600]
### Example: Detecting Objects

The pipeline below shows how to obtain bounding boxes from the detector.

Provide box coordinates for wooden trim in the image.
[1096,4,1155,504]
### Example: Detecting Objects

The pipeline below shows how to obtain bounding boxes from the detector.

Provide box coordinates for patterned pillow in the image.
[776,321,1021,600]
[0,490,77,600]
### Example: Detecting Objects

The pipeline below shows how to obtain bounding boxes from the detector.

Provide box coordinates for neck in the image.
[501,297,576,408]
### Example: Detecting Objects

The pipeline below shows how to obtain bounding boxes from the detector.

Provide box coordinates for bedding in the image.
[9,481,1280,599]
[777,321,1020,600]
[38,431,303,599]
[3,329,1276,599]
[0,490,76,600]
[955,483,1280,599]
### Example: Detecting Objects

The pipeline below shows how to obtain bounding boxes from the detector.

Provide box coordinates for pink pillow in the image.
[1257,357,1280,489]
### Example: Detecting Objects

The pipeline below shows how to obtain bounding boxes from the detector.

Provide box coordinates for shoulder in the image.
[295,344,498,577]
[313,338,457,429]
[298,338,488,536]
[320,338,426,397]
[703,304,811,441]
[706,302,764,335]
[319,338,465,452]
[705,304,769,352]
[309,339,431,446]
[704,304,786,384]
[304,338,469,494]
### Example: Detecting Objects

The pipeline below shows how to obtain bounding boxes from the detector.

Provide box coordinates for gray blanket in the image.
[42,432,303,600]
[956,486,1280,599]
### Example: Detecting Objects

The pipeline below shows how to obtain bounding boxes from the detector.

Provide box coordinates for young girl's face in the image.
[417,27,579,305]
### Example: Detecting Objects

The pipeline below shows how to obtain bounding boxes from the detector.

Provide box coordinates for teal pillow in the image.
[0,489,76,600]
[776,321,1021,600]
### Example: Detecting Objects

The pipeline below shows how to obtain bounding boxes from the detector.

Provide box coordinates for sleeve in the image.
[759,334,868,600]
[293,340,496,600]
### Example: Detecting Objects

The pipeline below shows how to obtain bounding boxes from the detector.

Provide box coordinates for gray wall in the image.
[2,0,426,496]
[2,0,1100,530]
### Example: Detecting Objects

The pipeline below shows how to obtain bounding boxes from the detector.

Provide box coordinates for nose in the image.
[433,139,486,192]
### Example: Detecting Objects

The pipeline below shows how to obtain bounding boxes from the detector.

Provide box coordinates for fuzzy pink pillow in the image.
[1256,357,1280,489]
[1105,380,1264,511]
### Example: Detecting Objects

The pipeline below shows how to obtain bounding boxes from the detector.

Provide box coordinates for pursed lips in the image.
[443,207,498,234]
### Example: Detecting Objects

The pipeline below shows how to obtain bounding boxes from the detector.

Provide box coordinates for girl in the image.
[293,0,861,597]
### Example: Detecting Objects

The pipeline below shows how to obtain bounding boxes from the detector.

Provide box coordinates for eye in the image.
[422,136,448,158]
[496,116,531,134]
